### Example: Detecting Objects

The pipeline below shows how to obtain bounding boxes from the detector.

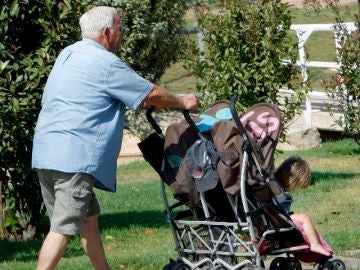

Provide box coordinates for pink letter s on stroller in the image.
[138,95,346,270]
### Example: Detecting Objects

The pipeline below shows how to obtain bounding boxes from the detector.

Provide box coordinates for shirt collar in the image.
[82,38,108,51]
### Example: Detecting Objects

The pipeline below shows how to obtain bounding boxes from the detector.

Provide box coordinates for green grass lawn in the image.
[0,139,359,270]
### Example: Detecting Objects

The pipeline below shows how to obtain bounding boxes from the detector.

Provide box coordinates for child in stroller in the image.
[269,156,333,257]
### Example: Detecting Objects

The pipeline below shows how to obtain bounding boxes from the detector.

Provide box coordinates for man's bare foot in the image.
[310,243,332,256]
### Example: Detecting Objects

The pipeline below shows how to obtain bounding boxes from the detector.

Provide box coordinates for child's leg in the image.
[291,213,332,256]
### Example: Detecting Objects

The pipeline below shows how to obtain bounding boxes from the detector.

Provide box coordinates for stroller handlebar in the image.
[145,107,200,136]
[183,110,200,134]
[230,95,268,178]
[146,94,245,138]
[230,94,250,143]
[145,106,163,135]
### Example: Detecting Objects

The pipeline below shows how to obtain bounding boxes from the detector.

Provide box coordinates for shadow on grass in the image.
[0,210,169,263]
[0,237,98,263]
[0,238,42,263]
[99,209,168,230]
[311,171,360,184]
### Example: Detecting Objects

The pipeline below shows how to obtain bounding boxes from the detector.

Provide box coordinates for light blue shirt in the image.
[32,39,153,192]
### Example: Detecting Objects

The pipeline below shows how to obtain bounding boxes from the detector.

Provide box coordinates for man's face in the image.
[108,14,123,52]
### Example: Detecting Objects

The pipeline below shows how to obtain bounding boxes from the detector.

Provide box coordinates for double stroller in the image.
[138,95,346,270]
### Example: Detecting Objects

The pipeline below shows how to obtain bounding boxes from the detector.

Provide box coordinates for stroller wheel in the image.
[313,257,330,270]
[269,257,288,270]
[162,259,176,270]
[162,259,191,270]
[171,262,192,270]
[322,258,346,270]
[286,257,302,270]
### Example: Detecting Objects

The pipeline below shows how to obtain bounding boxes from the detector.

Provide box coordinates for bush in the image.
[0,0,188,238]
[116,0,189,139]
[325,2,360,143]
[0,0,87,239]
[184,0,307,133]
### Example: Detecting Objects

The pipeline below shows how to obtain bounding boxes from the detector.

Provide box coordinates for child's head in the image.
[274,156,311,192]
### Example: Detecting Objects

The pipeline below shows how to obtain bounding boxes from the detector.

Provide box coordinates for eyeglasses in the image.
[108,26,122,33]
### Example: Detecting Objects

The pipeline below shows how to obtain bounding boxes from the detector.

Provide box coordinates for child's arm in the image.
[268,179,282,195]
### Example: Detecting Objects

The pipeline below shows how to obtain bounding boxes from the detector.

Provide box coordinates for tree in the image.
[184,0,306,133]
[0,0,188,238]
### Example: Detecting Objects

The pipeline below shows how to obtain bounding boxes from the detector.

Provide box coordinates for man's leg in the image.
[36,171,98,269]
[37,169,70,270]
[37,231,70,270]
[80,215,110,270]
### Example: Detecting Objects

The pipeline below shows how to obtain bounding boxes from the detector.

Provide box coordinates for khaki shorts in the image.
[37,169,100,236]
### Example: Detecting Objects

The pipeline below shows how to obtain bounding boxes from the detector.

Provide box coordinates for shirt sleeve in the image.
[106,59,154,110]
[276,193,293,214]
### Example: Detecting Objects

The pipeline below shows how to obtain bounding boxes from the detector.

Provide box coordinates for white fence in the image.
[288,23,356,128]
[189,22,357,129]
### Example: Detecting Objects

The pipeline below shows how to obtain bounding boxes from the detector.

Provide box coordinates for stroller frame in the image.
[157,96,269,269]
[141,95,346,270]
[160,150,264,269]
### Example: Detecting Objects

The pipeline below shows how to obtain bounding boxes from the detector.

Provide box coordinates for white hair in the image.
[79,6,118,39]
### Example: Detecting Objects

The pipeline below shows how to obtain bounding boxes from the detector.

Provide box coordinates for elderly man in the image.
[32,6,199,270]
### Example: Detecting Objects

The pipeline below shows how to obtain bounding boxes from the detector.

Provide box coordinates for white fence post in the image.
[293,28,313,129]
[289,23,356,130]
[295,29,313,82]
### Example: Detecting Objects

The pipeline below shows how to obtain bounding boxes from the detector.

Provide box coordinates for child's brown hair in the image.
[274,156,311,192]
